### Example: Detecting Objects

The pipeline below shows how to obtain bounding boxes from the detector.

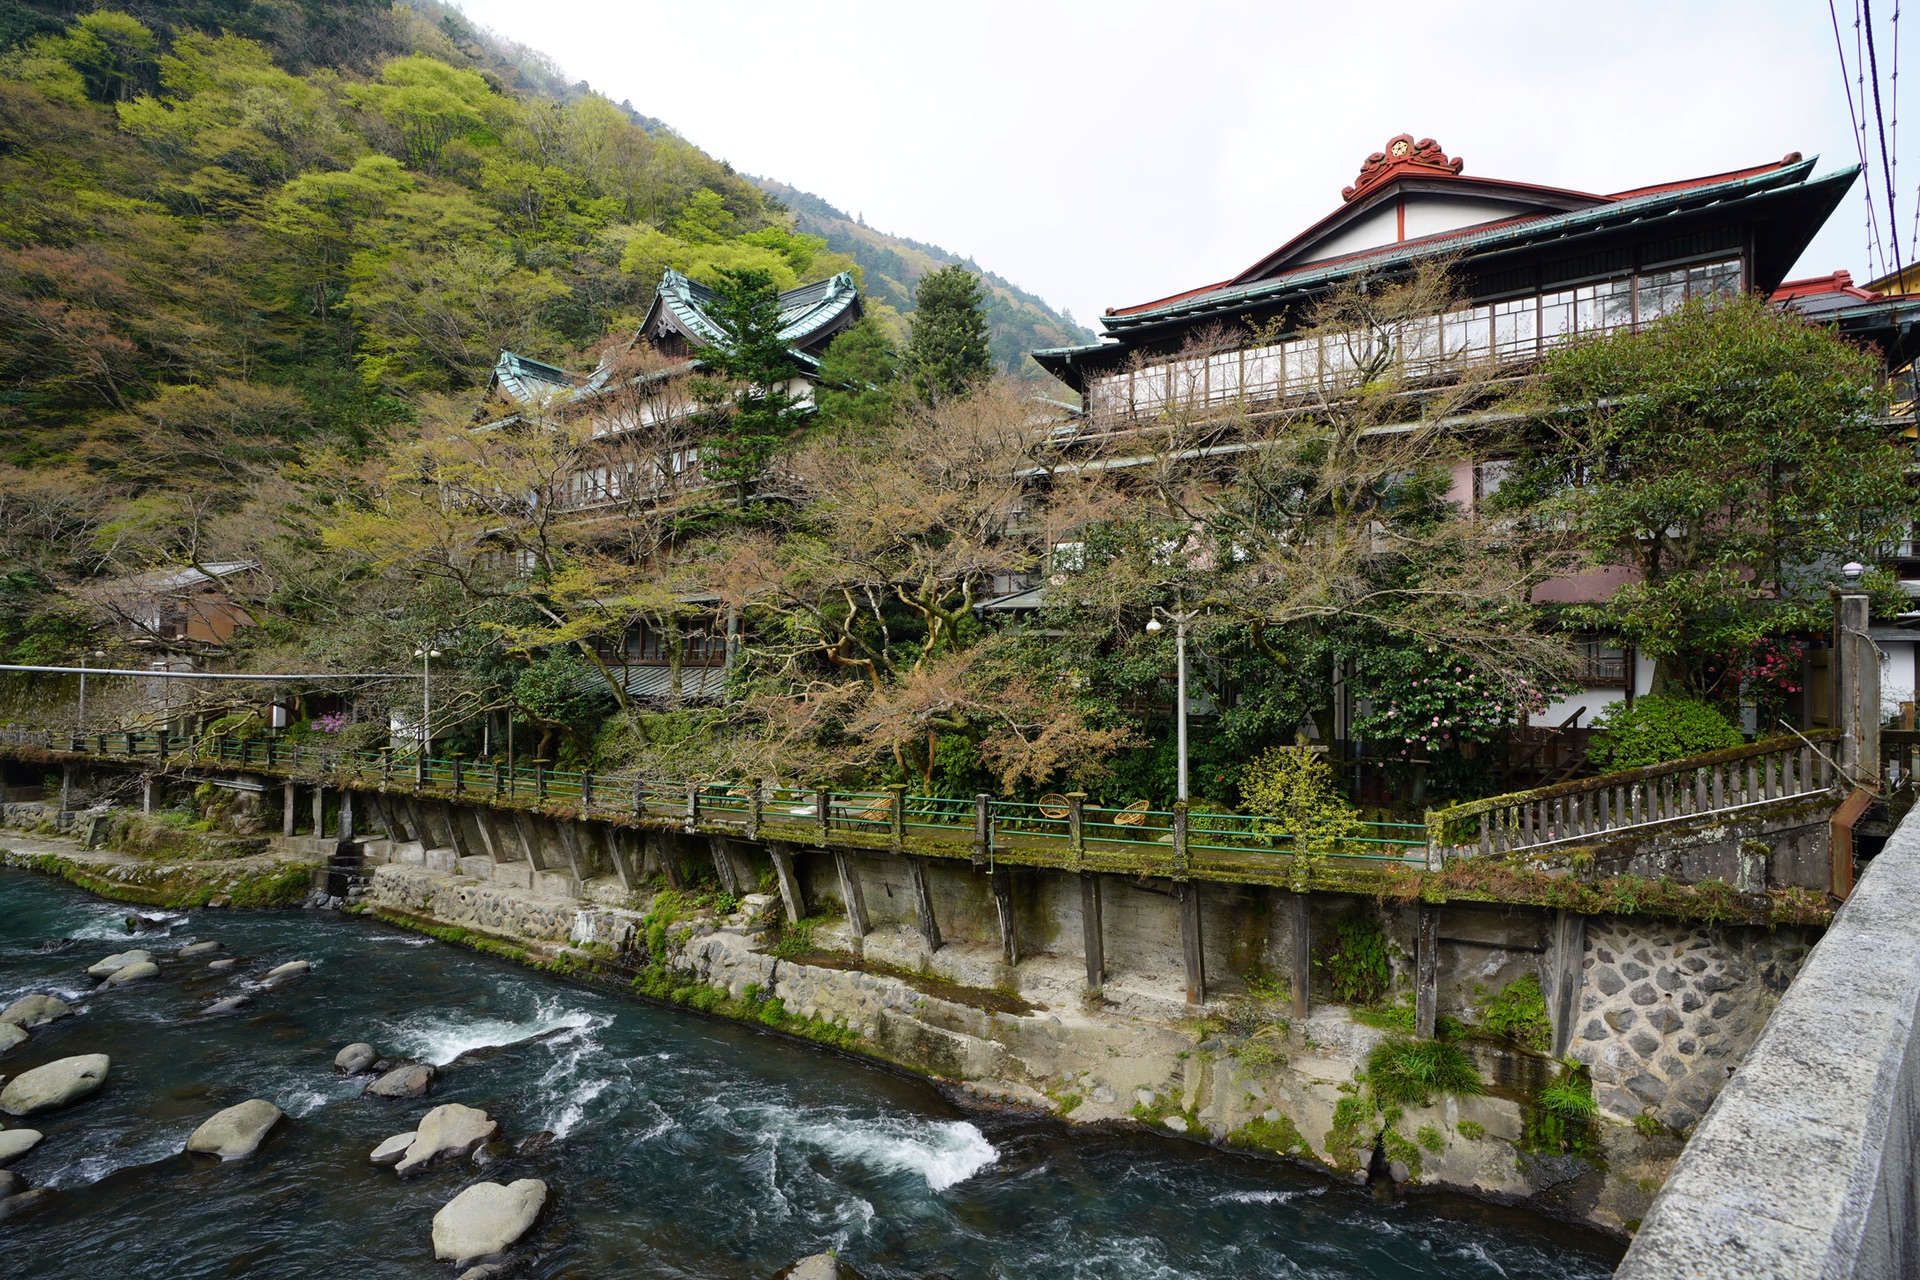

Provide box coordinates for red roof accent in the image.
[1344,135,1464,202]
[1105,147,1811,320]
[1607,152,1803,201]
[1770,269,1879,302]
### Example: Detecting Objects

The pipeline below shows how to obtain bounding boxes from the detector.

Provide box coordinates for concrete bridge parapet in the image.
[1616,805,1920,1279]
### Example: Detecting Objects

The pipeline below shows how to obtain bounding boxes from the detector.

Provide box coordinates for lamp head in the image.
[1843,561,1866,582]
[1145,617,1163,634]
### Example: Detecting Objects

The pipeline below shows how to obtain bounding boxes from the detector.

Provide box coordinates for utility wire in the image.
[1836,0,1887,277]
[1866,0,1906,281]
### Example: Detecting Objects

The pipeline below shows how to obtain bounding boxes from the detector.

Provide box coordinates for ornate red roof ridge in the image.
[1343,134,1464,202]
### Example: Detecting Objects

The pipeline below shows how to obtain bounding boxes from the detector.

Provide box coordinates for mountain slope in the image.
[756,179,1094,381]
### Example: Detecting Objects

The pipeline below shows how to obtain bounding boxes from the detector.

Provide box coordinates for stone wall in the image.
[1570,917,1813,1132]
[1617,810,1920,1279]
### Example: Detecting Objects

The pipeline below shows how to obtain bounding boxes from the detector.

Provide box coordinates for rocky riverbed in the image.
[0,856,1620,1278]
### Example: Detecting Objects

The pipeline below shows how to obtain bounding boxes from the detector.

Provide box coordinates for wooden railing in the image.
[1431,731,1843,858]
[0,728,1428,878]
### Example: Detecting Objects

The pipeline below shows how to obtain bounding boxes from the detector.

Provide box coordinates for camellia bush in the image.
[1586,695,1743,771]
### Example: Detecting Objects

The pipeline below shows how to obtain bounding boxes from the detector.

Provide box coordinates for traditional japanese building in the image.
[1029,136,1886,772]
[478,269,863,706]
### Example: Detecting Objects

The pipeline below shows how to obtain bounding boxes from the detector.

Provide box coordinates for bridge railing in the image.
[1430,730,1842,858]
[0,726,1427,874]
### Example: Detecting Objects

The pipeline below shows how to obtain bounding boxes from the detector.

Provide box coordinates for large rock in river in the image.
[781,1255,868,1280]
[369,1131,416,1166]
[86,950,151,979]
[178,941,223,959]
[100,960,160,987]
[0,1054,109,1116]
[0,995,71,1029]
[431,1179,547,1265]
[186,1099,284,1160]
[0,1129,42,1165]
[334,1043,378,1075]
[0,1025,24,1057]
[395,1103,497,1176]
[364,1062,436,1099]
[260,960,311,985]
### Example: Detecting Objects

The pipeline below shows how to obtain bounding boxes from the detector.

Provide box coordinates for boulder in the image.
[186,1099,284,1160]
[364,1062,436,1100]
[178,941,223,958]
[369,1131,416,1166]
[456,1266,510,1280]
[100,960,160,987]
[126,913,173,934]
[0,1187,53,1222]
[395,1103,497,1176]
[0,1129,43,1165]
[206,894,232,909]
[206,958,239,972]
[85,949,151,979]
[260,960,311,985]
[0,995,72,1029]
[0,1054,109,1116]
[783,1256,867,1280]
[0,1025,24,1057]
[334,1043,378,1075]
[198,995,251,1017]
[431,1179,547,1265]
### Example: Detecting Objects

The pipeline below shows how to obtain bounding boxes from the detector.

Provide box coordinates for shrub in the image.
[1240,745,1365,852]
[1587,695,1743,771]
[1480,973,1552,1052]
[1529,1064,1599,1154]
[1456,1119,1486,1140]
[1318,914,1392,1006]
[1366,1036,1484,1107]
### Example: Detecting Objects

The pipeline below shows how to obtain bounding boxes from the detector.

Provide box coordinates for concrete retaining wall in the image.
[1615,807,1920,1279]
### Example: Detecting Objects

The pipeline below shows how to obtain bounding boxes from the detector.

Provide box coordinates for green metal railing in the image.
[2,727,1431,875]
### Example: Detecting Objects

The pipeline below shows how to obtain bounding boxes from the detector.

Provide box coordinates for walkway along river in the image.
[0,868,1621,1278]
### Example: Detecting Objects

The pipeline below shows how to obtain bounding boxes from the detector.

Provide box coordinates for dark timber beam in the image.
[833,850,868,939]
[707,836,741,896]
[992,869,1018,965]
[768,843,806,923]
[1288,892,1311,1020]
[439,801,471,858]
[605,826,638,893]
[1415,903,1440,1039]
[907,857,941,952]
[1081,872,1105,988]
[1544,908,1587,1058]
[552,819,588,890]
[512,810,547,872]
[1179,882,1206,1005]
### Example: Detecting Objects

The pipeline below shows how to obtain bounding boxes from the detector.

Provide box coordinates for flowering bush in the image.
[316,712,347,734]
[1586,695,1742,771]
[1351,646,1565,755]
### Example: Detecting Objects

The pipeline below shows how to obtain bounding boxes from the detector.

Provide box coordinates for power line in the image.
[1835,0,1888,277]
[0,665,410,681]
[1866,0,1906,281]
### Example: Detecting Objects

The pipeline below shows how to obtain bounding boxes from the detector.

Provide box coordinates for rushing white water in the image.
[380,992,602,1065]
[784,1112,1000,1192]
[1216,1186,1327,1205]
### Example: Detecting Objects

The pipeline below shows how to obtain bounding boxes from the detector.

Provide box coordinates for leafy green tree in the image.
[814,317,897,432]
[1585,695,1743,770]
[906,264,989,404]
[347,55,495,175]
[693,266,804,507]
[1508,295,1914,695]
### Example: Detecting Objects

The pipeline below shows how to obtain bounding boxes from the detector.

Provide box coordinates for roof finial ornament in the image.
[1343,134,1465,202]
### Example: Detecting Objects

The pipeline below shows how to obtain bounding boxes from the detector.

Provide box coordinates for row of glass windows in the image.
[1088,258,1744,417]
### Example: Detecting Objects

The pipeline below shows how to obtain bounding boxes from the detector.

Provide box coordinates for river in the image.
[0,869,1619,1278]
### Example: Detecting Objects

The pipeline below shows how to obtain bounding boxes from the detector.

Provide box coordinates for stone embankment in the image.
[355,853,1749,1236]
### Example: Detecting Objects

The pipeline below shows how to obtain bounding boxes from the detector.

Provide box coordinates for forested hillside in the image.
[756,179,1094,381]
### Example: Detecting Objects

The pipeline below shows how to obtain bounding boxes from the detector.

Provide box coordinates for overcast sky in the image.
[455,0,1892,333]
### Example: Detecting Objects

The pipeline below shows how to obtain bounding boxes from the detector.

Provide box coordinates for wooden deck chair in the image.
[1112,799,1152,827]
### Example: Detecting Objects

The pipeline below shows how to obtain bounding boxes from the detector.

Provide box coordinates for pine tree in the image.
[906,264,990,404]
[814,317,898,432]
[694,267,801,507]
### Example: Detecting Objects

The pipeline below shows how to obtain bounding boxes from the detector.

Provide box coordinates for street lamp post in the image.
[412,647,441,762]
[75,649,106,737]
[1145,606,1199,803]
